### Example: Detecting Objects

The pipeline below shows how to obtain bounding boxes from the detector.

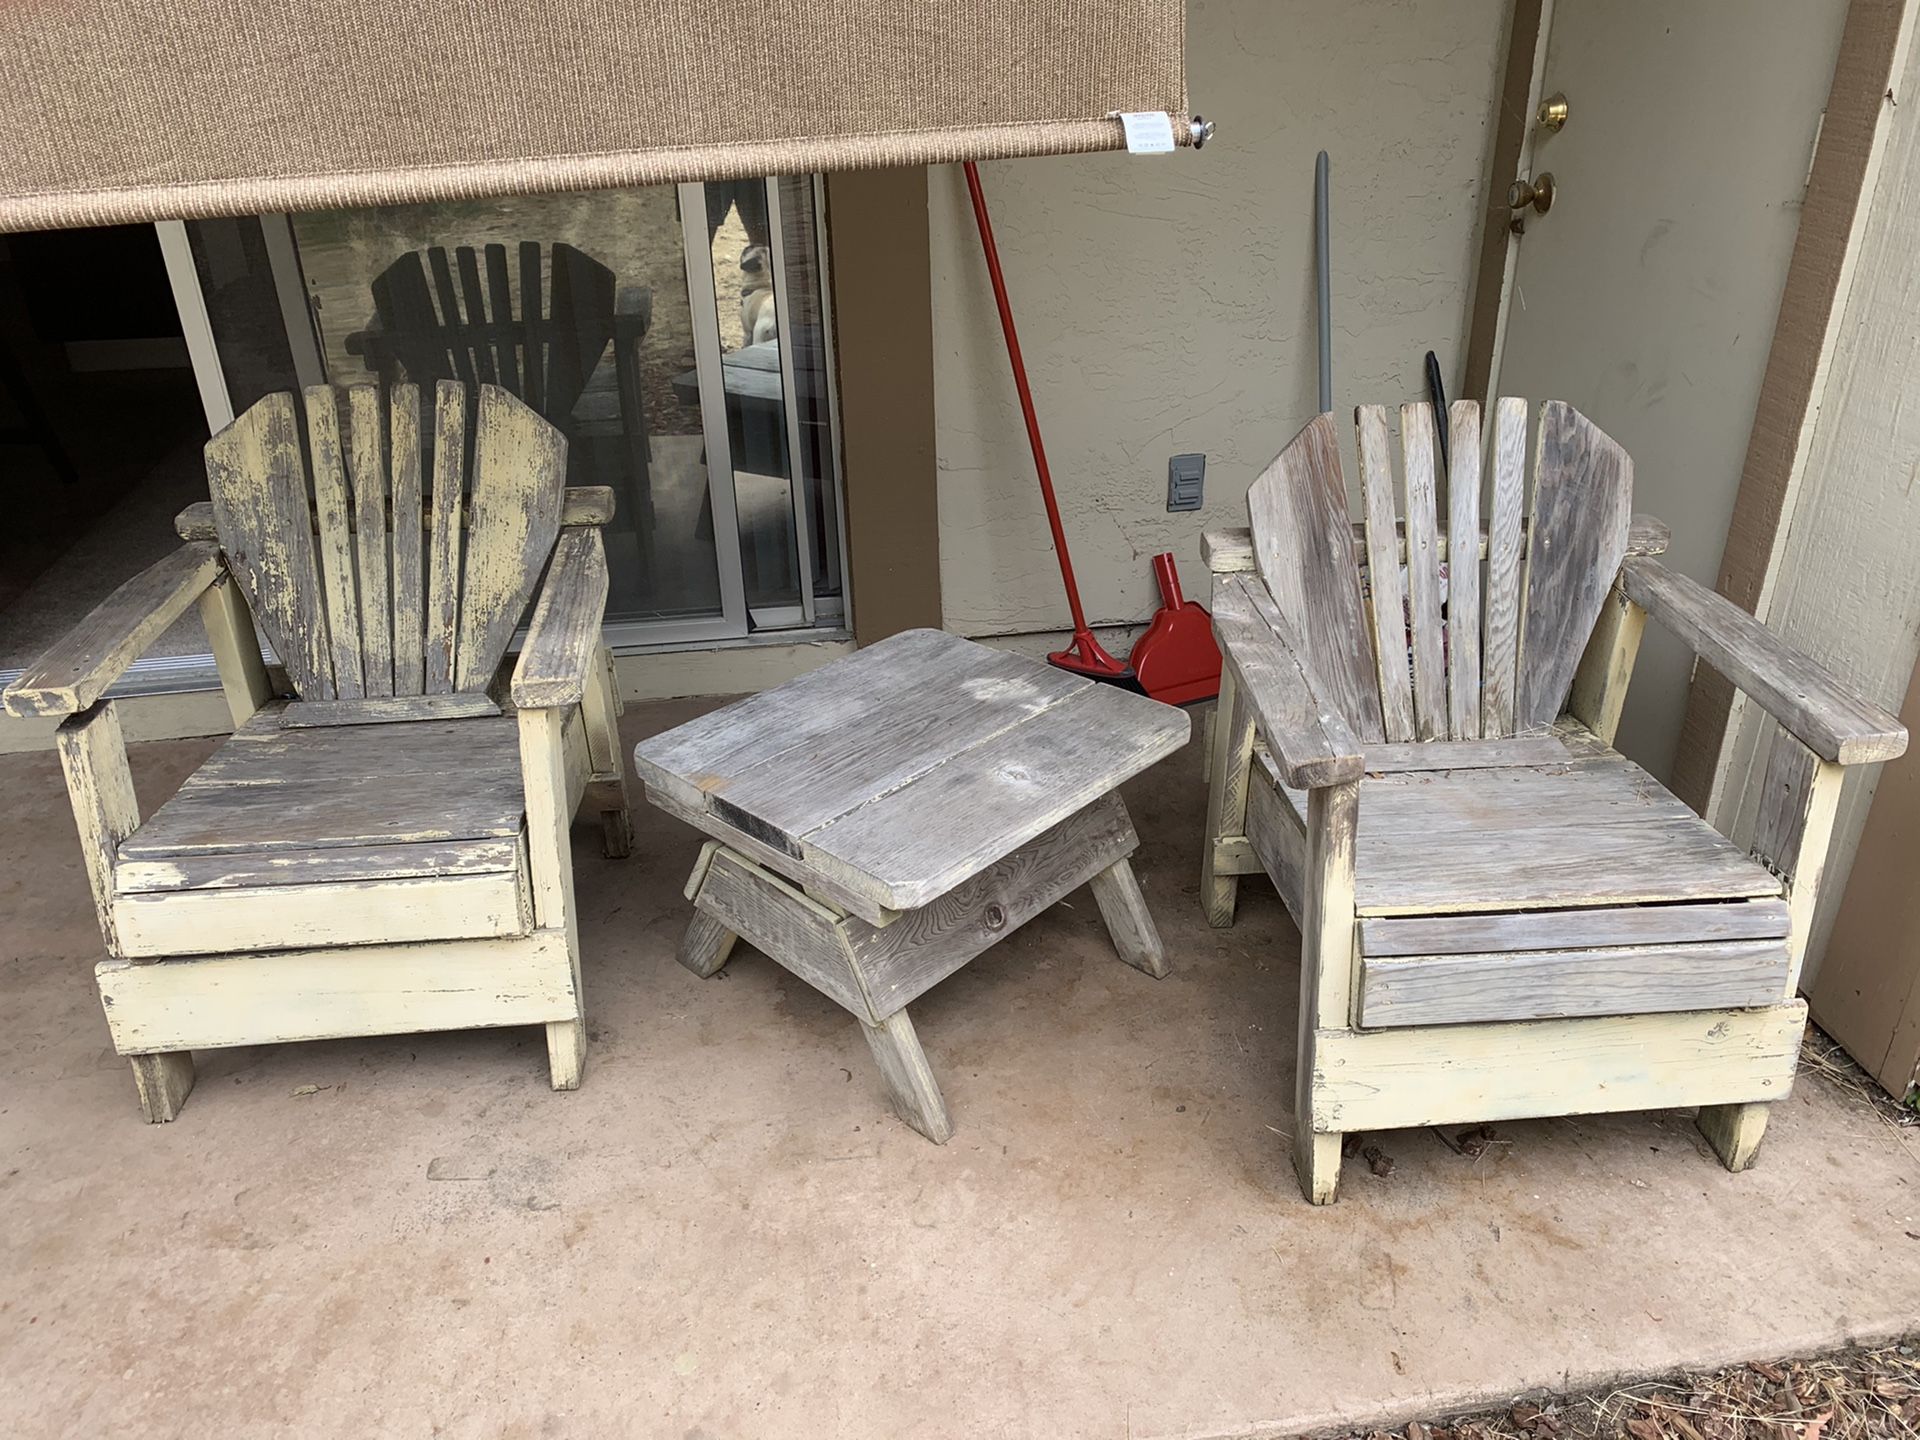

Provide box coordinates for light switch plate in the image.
[1167,453,1205,512]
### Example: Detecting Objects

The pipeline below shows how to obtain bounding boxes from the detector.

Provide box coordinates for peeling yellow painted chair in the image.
[1198,399,1907,1203]
[4,381,633,1119]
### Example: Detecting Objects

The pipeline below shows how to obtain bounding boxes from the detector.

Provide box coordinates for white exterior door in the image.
[1490,0,1848,775]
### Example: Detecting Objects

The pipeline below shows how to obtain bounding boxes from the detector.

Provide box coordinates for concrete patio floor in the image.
[3,696,1918,1438]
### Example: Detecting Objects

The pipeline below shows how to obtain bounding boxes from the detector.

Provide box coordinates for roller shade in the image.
[0,0,1188,233]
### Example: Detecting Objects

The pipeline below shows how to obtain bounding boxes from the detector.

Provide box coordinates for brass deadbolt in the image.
[1507,173,1556,215]
[1538,93,1569,132]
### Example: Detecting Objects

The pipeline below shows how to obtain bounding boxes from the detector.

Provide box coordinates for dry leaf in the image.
[1800,1408,1832,1440]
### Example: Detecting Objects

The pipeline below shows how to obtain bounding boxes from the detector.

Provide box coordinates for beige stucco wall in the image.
[929,0,1509,637]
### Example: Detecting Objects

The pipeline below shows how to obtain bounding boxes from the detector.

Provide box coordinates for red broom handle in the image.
[963,160,1093,638]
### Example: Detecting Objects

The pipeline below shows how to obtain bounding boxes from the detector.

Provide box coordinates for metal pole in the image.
[1315,151,1332,414]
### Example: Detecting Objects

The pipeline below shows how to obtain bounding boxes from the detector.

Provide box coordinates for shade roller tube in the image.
[0,0,1188,233]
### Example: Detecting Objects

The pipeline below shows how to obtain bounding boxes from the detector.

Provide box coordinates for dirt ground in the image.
[1328,1338,1920,1440]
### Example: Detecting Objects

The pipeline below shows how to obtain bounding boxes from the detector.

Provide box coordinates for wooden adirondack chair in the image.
[1200,399,1908,1204]
[2,381,633,1121]
[347,242,654,560]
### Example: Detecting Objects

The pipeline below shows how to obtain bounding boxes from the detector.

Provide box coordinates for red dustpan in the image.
[1129,553,1221,705]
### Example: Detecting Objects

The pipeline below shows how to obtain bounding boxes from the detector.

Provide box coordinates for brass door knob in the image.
[1507,172,1556,214]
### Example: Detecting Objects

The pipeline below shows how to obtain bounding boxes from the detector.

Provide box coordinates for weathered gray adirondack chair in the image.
[2,381,633,1120]
[1200,399,1908,1204]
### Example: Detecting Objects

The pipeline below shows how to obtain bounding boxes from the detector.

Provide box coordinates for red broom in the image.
[963,161,1135,685]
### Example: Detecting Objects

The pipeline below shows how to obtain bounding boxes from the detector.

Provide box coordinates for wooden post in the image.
[60,702,197,1120]
[1201,670,1257,928]
[1089,857,1169,979]
[677,909,738,979]
[197,571,276,728]
[583,642,633,858]
[1698,733,1842,1170]
[518,704,586,1089]
[861,1009,953,1144]
[1294,779,1359,1205]
[1567,584,1647,746]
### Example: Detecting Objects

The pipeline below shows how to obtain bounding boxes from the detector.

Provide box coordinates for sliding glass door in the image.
[203,177,847,649]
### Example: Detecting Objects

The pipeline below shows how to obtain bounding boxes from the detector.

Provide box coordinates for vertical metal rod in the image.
[812,173,851,610]
[765,176,816,626]
[678,181,750,637]
[155,219,234,433]
[1315,151,1332,414]
[963,162,1089,636]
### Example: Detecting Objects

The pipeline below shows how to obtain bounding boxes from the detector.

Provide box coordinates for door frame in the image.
[1460,0,1911,816]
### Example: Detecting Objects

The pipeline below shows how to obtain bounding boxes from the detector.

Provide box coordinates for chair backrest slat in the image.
[388,385,427,695]
[1481,397,1529,735]
[203,393,333,697]
[1515,400,1633,729]
[1399,402,1447,741]
[426,248,478,390]
[347,385,394,698]
[422,381,467,695]
[204,381,573,706]
[451,385,568,692]
[1248,413,1385,744]
[303,387,366,699]
[454,247,497,385]
[1444,400,1483,740]
[1356,404,1415,743]
[518,241,547,414]
[1246,397,1634,749]
[485,243,521,394]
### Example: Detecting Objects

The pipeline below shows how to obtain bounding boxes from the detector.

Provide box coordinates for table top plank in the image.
[635,629,1190,911]
[634,629,966,811]
[798,681,1188,909]
[704,642,1090,841]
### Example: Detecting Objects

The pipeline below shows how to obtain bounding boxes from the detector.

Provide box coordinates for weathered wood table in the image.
[632,628,1190,1142]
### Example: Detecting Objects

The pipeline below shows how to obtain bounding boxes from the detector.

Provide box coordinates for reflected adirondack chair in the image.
[2,381,633,1121]
[347,241,655,563]
[1200,399,1908,1203]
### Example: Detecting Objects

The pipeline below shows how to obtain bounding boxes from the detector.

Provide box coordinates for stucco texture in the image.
[930,0,1505,637]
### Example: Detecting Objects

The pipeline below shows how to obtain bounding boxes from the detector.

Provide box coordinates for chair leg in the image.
[1088,856,1170,978]
[1698,1101,1770,1172]
[678,909,739,978]
[1201,673,1256,929]
[546,1020,587,1091]
[861,1009,954,1144]
[130,1051,195,1123]
[1293,1128,1343,1206]
[583,645,633,860]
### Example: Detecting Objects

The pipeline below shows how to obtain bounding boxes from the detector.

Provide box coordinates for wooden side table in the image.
[633,629,1190,1142]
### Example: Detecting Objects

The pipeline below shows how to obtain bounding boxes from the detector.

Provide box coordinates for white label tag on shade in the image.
[1117,111,1176,155]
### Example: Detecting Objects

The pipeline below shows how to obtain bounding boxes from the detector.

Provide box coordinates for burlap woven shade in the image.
[0,0,1188,232]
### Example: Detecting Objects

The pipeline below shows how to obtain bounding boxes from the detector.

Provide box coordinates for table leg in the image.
[1088,855,1169,979]
[861,1008,953,1144]
[678,908,739,978]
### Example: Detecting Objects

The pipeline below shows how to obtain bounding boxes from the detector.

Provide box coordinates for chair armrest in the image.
[1202,528,1256,575]
[1212,574,1364,787]
[3,542,222,718]
[1621,555,1907,766]
[511,527,610,710]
